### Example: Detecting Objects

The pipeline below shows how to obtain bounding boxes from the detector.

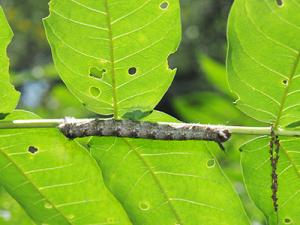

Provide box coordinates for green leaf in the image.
[0,7,20,114]
[90,111,250,225]
[173,92,248,125]
[0,110,132,225]
[0,186,34,225]
[198,54,232,97]
[227,1,300,223]
[241,137,300,224]
[227,0,300,127]
[43,0,181,118]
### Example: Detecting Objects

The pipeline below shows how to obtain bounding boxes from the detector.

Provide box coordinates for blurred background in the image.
[0,0,267,224]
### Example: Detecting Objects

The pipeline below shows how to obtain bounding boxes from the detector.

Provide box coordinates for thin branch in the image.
[0,118,300,142]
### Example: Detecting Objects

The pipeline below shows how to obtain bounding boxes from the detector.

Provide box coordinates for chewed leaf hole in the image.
[206,159,216,168]
[28,146,38,154]
[128,67,137,75]
[168,53,177,70]
[284,218,292,224]
[90,87,101,98]
[139,201,150,211]
[276,0,284,7]
[282,79,288,85]
[90,67,106,79]
[160,1,169,10]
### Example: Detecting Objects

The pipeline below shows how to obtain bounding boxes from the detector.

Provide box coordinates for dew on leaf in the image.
[206,159,216,168]
[90,87,101,98]
[139,201,150,211]
[28,146,38,154]
[160,1,169,10]
[128,67,137,75]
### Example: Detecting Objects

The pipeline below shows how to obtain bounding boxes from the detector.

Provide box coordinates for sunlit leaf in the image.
[0,111,132,225]
[241,137,300,224]
[44,0,181,118]
[227,0,300,127]
[0,186,34,225]
[0,7,20,114]
[90,111,250,225]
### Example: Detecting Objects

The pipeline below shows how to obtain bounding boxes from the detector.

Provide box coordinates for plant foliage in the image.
[0,0,300,225]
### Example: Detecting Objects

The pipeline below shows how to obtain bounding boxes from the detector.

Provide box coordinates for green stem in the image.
[1,118,300,137]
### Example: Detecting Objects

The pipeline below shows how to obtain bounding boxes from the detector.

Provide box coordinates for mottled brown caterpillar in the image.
[59,119,231,144]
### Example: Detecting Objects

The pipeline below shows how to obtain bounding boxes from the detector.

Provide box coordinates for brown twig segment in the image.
[269,126,280,212]
[59,119,231,143]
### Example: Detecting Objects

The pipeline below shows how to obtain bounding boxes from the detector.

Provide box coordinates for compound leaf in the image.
[44,0,181,118]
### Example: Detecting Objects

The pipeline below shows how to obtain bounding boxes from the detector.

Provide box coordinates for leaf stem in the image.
[1,118,300,140]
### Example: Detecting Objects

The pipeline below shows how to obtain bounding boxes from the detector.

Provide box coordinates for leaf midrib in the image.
[122,139,183,225]
[274,51,300,128]
[104,0,119,119]
[0,148,72,225]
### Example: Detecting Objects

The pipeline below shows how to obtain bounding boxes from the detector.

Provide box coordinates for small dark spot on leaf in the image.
[0,113,8,120]
[160,1,169,10]
[90,87,101,97]
[282,79,288,85]
[28,146,38,154]
[276,0,284,6]
[128,67,137,75]
[284,218,292,224]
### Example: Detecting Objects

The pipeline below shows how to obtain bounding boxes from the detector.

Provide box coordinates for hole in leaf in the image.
[139,201,150,211]
[90,87,101,98]
[168,53,177,70]
[89,67,106,79]
[160,1,169,10]
[206,159,215,168]
[28,146,38,154]
[128,67,137,75]
[284,218,292,224]
[282,79,288,85]
[276,0,284,6]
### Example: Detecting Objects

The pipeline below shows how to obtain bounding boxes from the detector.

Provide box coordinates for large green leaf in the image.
[0,7,20,114]
[90,112,250,225]
[0,111,132,225]
[44,0,181,118]
[227,0,300,127]
[198,54,232,97]
[241,137,300,224]
[0,186,34,225]
[227,1,300,223]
